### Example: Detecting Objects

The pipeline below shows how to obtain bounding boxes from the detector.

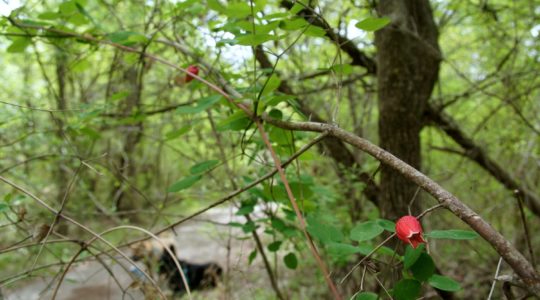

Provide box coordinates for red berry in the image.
[395,215,426,248]
[185,65,199,83]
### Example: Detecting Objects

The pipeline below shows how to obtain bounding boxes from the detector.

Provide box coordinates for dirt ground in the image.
[0,206,284,300]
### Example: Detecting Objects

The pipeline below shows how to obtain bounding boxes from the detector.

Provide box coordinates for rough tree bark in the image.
[375,0,442,220]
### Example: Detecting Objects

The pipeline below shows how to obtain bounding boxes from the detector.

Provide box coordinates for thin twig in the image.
[487,257,503,300]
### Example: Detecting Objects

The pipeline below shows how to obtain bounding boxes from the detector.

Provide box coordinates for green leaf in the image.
[288,2,304,15]
[403,244,425,269]
[67,13,89,26]
[236,203,255,216]
[167,175,202,192]
[327,243,362,258]
[306,215,343,244]
[7,38,31,53]
[223,2,251,18]
[165,126,191,140]
[177,95,222,115]
[38,12,60,20]
[260,73,281,97]
[304,26,327,37]
[107,31,145,46]
[59,1,78,15]
[331,64,353,75]
[248,249,257,264]
[375,218,396,232]
[264,95,295,107]
[190,160,220,175]
[270,217,287,232]
[216,113,251,131]
[355,292,379,300]
[426,230,479,240]
[109,91,130,101]
[236,33,275,46]
[267,241,282,252]
[242,220,256,233]
[350,220,384,242]
[428,274,461,291]
[279,18,309,31]
[410,252,435,281]
[284,252,298,269]
[0,202,9,213]
[355,17,391,32]
[392,279,421,300]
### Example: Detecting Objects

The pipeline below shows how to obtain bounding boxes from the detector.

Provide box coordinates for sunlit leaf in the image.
[355,17,391,32]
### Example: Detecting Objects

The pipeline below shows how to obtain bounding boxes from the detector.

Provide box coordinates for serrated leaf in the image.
[426,230,478,240]
[350,220,384,242]
[403,244,425,269]
[284,252,298,269]
[428,274,461,291]
[267,241,282,252]
[190,160,219,175]
[167,175,202,192]
[393,279,421,300]
[409,252,435,281]
[355,17,391,32]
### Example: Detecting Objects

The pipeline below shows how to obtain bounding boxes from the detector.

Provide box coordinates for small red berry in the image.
[185,65,199,83]
[395,215,426,248]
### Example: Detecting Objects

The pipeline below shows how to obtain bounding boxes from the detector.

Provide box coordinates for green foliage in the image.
[349,220,384,242]
[355,17,391,31]
[167,175,202,192]
[409,252,435,281]
[392,279,421,300]
[355,292,379,300]
[403,244,425,269]
[0,0,537,298]
[428,274,462,291]
[177,95,222,115]
[284,252,298,269]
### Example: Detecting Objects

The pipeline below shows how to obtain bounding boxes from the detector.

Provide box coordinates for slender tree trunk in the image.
[375,0,441,220]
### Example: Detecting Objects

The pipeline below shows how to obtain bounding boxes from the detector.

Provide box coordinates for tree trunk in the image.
[375,0,441,220]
